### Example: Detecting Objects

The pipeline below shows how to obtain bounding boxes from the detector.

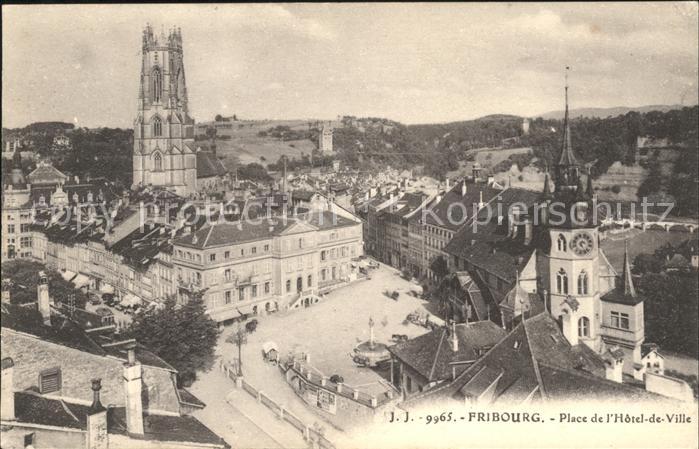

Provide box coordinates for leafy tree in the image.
[237,163,271,182]
[225,324,248,376]
[126,293,219,386]
[215,114,223,122]
[1,259,87,308]
[637,273,698,357]
[431,255,449,280]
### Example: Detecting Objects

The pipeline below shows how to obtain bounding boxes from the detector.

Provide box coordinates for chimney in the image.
[1,280,10,304]
[1,358,15,421]
[450,321,459,352]
[461,181,467,197]
[524,220,533,246]
[86,378,108,449]
[561,311,578,346]
[604,348,624,383]
[37,271,52,325]
[123,341,144,435]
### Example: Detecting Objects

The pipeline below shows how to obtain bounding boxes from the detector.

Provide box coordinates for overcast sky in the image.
[3,3,698,128]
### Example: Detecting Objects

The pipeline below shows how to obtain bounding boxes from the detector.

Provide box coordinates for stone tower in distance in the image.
[319,121,333,153]
[132,25,197,195]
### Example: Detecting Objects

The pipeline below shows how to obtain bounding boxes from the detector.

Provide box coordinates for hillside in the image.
[538,104,691,120]
[197,119,320,167]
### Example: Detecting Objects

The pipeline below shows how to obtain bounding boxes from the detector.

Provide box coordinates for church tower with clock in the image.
[541,73,644,373]
[543,73,604,353]
[132,25,197,195]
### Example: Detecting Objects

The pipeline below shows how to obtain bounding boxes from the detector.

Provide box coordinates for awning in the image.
[61,270,76,282]
[72,274,91,289]
[99,283,114,294]
[120,294,142,307]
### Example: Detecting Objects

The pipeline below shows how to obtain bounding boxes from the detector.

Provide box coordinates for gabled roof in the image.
[402,312,654,405]
[388,321,507,383]
[424,181,502,231]
[197,151,227,179]
[27,164,68,185]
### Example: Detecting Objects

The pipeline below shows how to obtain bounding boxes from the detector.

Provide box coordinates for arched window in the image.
[153,153,162,171]
[152,67,162,103]
[556,268,568,294]
[578,317,590,337]
[152,116,162,137]
[557,234,567,252]
[577,270,589,295]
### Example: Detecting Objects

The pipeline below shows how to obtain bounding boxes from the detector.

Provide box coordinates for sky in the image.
[3,3,698,128]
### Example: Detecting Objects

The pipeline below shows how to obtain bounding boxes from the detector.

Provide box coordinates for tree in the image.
[431,255,449,281]
[1,259,88,308]
[126,292,219,386]
[226,324,248,376]
[215,114,223,122]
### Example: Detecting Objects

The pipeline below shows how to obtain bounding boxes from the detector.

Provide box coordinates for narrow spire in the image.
[558,66,579,167]
[542,169,552,199]
[622,240,636,297]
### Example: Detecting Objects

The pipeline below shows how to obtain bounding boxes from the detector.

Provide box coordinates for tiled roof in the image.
[12,392,227,447]
[196,151,227,179]
[27,164,68,185]
[388,321,506,382]
[108,408,227,447]
[403,312,656,405]
[424,181,502,231]
[175,211,357,249]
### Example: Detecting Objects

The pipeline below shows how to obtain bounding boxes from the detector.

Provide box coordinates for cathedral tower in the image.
[132,25,197,195]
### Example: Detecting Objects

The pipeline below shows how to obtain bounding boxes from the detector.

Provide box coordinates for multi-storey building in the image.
[422,178,502,281]
[172,211,363,323]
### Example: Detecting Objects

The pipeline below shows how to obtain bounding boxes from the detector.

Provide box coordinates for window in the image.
[252,284,258,298]
[556,268,568,294]
[20,236,31,248]
[307,275,312,287]
[286,280,291,292]
[321,250,326,261]
[264,282,270,294]
[225,290,231,304]
[7,224,15,234]
[557,234,567,252]
[332,267,336,280]
[224,269,231,281]
[611,311,630,330]
[578,317,590,337]
[321,269,326,281]
[39,367,61,394]
[152,67,162,102]
[20,224,30,233]
[152,116,162,137]
[225,251,230,259]
[210,254,216,262]
[241,248,245,256]
[264,244,270,252]
[252,247,257,255]
[238,287,245,301]
[577,270,589,295]
[196,254,201,262]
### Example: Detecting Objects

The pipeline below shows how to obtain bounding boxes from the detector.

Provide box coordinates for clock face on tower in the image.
[571,231,594,256]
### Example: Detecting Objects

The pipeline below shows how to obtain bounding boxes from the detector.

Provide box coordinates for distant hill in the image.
[537,104,692,120]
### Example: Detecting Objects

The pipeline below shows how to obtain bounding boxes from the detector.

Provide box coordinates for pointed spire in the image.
[558,66,580,167]
[622,240,636,297]
[542,169,552,199]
